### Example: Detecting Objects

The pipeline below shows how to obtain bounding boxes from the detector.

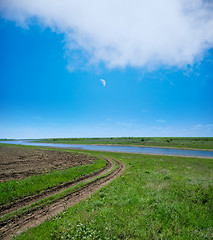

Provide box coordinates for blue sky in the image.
[0,0,213,138]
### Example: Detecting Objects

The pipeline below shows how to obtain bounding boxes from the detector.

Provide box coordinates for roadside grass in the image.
[15,151,213,240]
[0,156,106,206]
[35,137,213,150]
[0,158,118,223]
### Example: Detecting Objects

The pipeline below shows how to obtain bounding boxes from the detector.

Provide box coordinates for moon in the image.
[100,79,106,87]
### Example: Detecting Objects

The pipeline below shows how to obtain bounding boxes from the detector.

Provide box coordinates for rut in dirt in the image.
[0,157,125,240]
[0,156,112,217]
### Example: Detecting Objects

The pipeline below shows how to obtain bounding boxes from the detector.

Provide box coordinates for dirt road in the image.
[0,150,124,240]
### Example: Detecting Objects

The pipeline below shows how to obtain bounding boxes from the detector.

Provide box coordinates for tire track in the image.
[0,157,124,240]
[0,157,112,217]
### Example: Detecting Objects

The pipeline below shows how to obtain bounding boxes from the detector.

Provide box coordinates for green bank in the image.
[35,137,213,150]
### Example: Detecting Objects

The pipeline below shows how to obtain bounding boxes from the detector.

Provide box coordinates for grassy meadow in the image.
[13,149,213,240]
[35,137,213,150]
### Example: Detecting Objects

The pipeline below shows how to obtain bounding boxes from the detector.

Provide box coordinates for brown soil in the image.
[0,146,96,182]
[0,156,112,217]
[0,146,125,240]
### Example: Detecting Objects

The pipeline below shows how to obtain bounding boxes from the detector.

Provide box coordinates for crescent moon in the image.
[100,79,106,87]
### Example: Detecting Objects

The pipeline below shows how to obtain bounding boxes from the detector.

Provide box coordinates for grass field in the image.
[0,151,106,206]
[13,149,213,240]
[35,137,213,150]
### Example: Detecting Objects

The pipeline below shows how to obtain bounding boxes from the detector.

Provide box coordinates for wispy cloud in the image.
[1,0,213,70]
[116,122,134,127]
[32,116,43,120]
[141,110,149,113]
[47,122,57,126]
[156,119,166,123]
[169,81,175,87]
[1,122,213,139]
[192,123,213,131]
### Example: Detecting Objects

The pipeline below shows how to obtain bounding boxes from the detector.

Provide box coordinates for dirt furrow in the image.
[0,157,112,217]
[0,157,124,240]
[0,147,97,182]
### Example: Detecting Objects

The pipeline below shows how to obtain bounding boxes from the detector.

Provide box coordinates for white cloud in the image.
[192,123,213,132]
[1,0,213,69]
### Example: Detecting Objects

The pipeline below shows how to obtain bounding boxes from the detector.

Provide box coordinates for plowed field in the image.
[0,146,124,240]
[0,146,96,182]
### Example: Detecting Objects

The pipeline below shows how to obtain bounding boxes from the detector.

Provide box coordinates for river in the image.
[1,140,213,158]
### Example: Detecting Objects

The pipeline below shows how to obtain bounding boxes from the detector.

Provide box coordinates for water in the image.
[0,140,213,158]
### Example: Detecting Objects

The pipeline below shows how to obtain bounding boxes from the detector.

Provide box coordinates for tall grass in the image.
[15,151,213,239]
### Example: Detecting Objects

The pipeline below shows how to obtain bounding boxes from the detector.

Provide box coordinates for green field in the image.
[12,148,212,240]
[0,156,106,206]
[35,137,213,150]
